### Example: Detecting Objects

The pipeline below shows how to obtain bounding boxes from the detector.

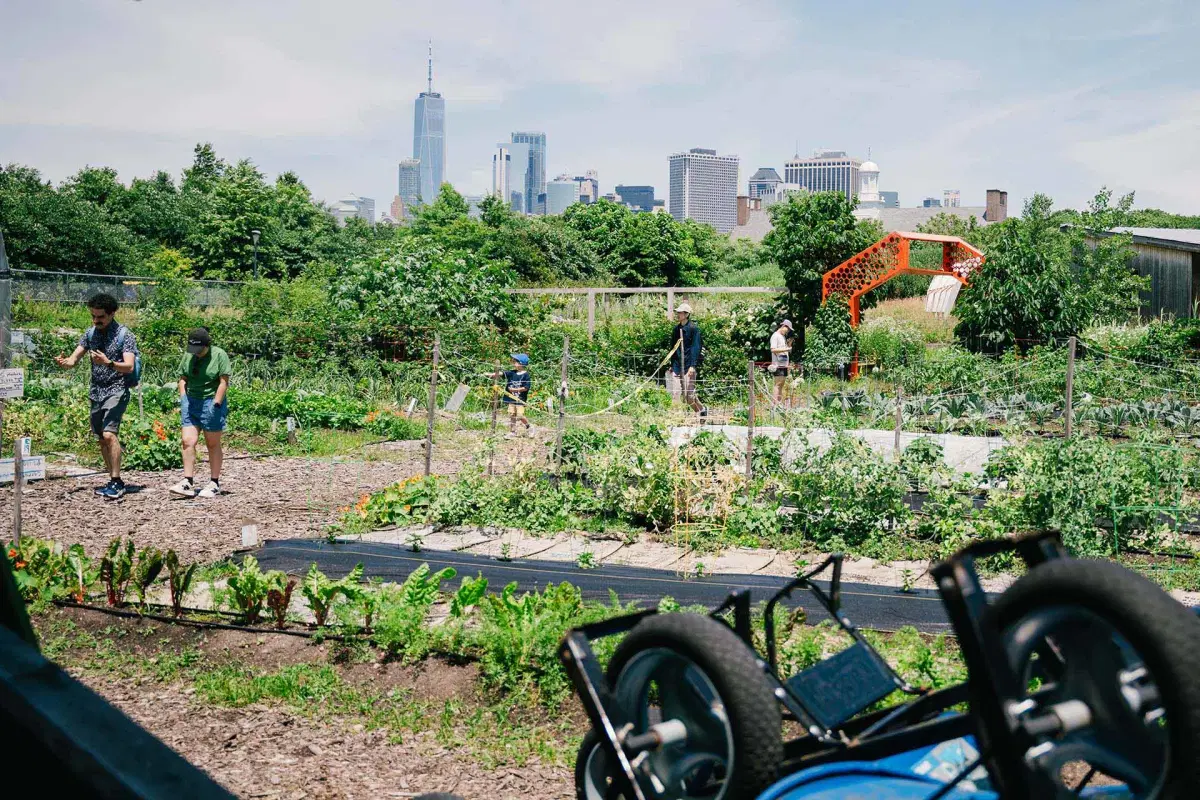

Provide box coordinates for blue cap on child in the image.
[510,353,530,366]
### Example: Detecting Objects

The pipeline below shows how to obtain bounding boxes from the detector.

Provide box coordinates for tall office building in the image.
[502,141,530,211]
[547,175,580,214]
[747,168,782,202]
[880,191,899,208]
[397,158,421,217]
[511,132,546,214]
[943,189,961,208]
[412,42,446,207]
[492,146,512,202]
[615,185,655,212]
[668,148,739,233]
[783,150,862,204]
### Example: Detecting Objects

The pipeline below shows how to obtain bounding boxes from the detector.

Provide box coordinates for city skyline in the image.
[3,1,1199,215]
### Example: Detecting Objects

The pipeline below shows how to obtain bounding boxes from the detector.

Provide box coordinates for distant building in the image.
[390,195,404,222]
[985,189,1008,222]
[413,43,445,208]
[881,191,899,208]
[547,175,580,215]
[944,189,961,208]
[464,194,484,219]
[504,140,531,212]
[574,170,599,204]
[669,147,739,233]
[615,184,655,212]
[747,167,782,203]
[329,195,375,225]
[511,132,546,214]
[652,199,666,212]
[397,158,421,216]
[922,197,942,208]
[492,146,512,202]
[784,150,862,204]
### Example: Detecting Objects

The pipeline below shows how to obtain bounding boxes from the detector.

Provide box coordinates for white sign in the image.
[18,437,31,457]
[241,524,259,547]
[286,416,296,432]
[0,368,25,399]
[0,456,45,483]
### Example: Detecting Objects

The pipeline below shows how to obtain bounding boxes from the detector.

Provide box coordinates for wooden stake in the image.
[556,336,569,475]
[894,385,904,458]
[487,361,501,477]
[1065,336,1076,439]
[13,440,23,543]
[424,335,440,477]
[586,291,596,339]
[745,359,755,489]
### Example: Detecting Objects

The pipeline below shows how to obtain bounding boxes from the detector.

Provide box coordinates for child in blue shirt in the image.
[496,353,533,438]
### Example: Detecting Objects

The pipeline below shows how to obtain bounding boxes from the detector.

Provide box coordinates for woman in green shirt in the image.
[169,328,231,499]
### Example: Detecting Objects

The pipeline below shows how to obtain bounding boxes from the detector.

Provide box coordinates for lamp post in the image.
[251,229,261,280]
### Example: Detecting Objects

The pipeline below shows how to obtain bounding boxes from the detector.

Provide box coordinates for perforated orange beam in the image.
[820,231,984,378]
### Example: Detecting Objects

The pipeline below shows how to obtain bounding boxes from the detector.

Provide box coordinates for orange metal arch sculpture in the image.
[821,231,985,326]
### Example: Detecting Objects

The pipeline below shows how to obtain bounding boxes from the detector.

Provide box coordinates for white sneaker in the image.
[503,432,516,440]
[525,425,536,438]
[197,480,221,498]
[169,479,196,498]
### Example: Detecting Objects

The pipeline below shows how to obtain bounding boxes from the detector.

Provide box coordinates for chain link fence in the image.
[13,270,241,308]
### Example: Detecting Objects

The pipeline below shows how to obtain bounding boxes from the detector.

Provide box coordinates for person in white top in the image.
[769,320,794,407]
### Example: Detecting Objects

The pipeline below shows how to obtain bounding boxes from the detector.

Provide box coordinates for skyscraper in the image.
[502,141,530,212]
[397,158,421,217]
[783,150,862,204]
[492,146,512,202]
[615,185,655,212]
[511,132,546,214]
[412,42,445,207]
[668,148,739,233]
[574,170,599,204]
[943,189,961,208]
[747,168,782,202]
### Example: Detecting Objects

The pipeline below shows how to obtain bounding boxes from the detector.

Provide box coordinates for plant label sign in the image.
[18,437,31,457]
[0,368,25,399]
[445,383,470,413]
[0,456,45,483]
[241,524,259,547]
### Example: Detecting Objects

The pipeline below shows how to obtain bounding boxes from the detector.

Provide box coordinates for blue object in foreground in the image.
[757,737,1134,800]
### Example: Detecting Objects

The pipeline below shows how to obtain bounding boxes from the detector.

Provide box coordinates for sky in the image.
[2,0,1199,215]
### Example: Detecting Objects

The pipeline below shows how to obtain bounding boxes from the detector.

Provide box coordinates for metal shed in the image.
[1093,228,1200,320]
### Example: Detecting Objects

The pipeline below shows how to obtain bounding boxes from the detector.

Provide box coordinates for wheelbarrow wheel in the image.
[576,612,782,800]
[990,558,1200,799]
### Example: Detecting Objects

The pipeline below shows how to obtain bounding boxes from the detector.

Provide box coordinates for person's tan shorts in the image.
[674,370,698,400]
[507,403,526,418]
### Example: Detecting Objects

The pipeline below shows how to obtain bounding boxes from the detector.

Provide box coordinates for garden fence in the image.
[13,269,241,308]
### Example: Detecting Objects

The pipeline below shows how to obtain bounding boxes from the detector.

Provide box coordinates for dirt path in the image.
[50,607,572,799]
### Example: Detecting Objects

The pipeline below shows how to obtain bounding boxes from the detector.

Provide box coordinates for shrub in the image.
[856,316,925,370]
[804,294,857,373]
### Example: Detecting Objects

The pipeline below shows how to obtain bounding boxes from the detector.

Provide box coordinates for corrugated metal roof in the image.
[1112,228,1200,251]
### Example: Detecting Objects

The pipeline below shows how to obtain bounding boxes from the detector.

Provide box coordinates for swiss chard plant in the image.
[300,563,365,627]
[100,538,135,606]
[131,547,165,607]
[266,576,298,629]
[164,550,197,617]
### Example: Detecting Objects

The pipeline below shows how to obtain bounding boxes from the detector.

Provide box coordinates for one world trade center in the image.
[412,41,445,207]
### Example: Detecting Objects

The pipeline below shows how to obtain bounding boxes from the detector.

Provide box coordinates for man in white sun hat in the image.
[769,319,794,407]
[669,301,706,417]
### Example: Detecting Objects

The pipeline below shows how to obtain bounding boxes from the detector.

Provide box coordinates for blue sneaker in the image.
[94,479,115,496]
[99,480,126,501]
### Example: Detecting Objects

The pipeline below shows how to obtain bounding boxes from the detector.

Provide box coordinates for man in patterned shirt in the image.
[55,293,138,500]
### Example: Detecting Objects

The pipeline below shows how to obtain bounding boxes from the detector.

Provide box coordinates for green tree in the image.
[954,190,1145,350]
[186,159,274,278]
[411,184,470,234]
[805,293,857,372]
[0,164,145,274]
[762,191,874,359]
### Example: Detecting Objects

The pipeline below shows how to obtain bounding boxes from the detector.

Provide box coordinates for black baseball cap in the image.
[186,328,212,355]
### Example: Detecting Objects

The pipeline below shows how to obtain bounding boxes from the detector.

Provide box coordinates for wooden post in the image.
[666,288,675,318]
[424,335,440,477]
[586,291,596,339]
[138,384,144,421]
[1064,336,1076,439]
[556,337,569,475]
[13,440,23,543]
[894,385,904,458]
[487,361,501,477]
[745,359,755,489]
